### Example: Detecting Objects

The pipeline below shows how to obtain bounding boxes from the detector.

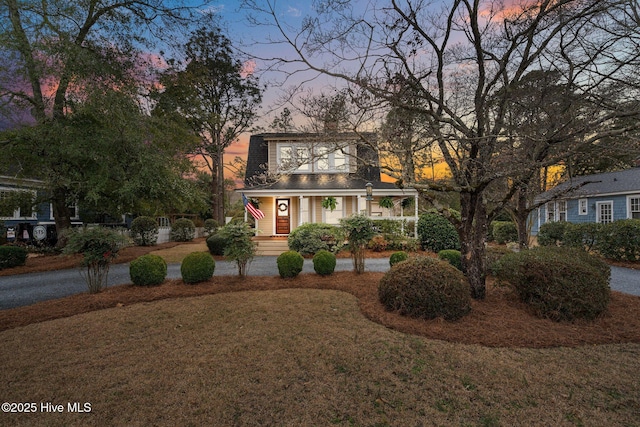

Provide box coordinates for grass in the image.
[1,240,639,425]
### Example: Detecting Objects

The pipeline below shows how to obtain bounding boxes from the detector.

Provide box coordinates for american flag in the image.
[242,193,265,220]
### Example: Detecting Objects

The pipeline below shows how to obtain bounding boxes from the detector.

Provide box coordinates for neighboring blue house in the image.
[0,175,79,243]
[529,166,640,236]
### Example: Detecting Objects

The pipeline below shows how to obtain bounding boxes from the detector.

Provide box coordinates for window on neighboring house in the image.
[0,189,36,219]
[596,201,613,224]
[546,202,556,222]
[629,196,640,219]
[578,198,588,215]
[557,200,567,221]
[49,202,79,221]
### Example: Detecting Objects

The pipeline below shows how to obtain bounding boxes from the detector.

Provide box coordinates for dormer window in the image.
[277,142,349,173]
[277,144,310,172]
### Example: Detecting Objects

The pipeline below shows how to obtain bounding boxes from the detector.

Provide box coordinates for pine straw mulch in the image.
[1,239,640,348]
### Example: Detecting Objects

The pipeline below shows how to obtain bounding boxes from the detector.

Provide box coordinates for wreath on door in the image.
[278,202,288,212]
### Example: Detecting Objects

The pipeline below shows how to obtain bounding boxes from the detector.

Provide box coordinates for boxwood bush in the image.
[378,256,471,321]
[438,249,462,271]
[181,252,215,284]
[0,245,28,269]
[562,222,600,251]
[492,221,518,244]
[493,247,610,322]
[417,211,460,253]
[206,233,226,256]
[171,218,196,242]
[130,216,158,246]
[277,250,304,278]
[595,219,640,261]
[287,222,343,255]
[204,218,220,236]
[537,221,567,246]
[389,250,408,267]
[313,250,336,276]
[129,254,167,286]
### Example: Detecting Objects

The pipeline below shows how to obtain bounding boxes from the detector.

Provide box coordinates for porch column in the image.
[299,195,304,226]
[414,193,419,237]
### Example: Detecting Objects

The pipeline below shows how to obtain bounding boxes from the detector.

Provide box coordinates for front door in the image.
[276,198,290,234]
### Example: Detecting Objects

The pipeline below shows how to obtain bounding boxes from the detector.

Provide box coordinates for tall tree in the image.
[153,26,263,225]
[245,0,640,299]
[0,0,209,243]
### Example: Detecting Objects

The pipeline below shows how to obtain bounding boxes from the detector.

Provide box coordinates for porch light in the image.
[365,182,373,201]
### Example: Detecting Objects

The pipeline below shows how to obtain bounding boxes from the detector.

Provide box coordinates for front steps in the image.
[254,237,289,256]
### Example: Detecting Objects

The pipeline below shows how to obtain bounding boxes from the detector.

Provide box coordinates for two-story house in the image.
[529,166,640,236]
[240,133,419,254]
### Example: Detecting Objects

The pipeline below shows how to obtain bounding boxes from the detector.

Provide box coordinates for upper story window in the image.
[277,142,349,173]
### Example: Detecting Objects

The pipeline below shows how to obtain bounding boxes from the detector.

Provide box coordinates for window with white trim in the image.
[276,142,349,173]
[277,144,310,172]
[0,189,36,219]
[557,200,567,221]
[546,202,556,222]
[578,199,588,215]
[596,201,613,224]
[629,196,640,219]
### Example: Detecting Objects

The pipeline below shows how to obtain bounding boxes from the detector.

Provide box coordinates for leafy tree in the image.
[218,222,256,277]
[340,214,375,274]
[153,26,263,225]
[0,0,208,244]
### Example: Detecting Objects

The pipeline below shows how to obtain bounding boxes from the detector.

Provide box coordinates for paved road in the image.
[0,258,638,311]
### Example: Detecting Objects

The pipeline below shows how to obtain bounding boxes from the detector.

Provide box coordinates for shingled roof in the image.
[243,133,399,191]
[536,167,640,202]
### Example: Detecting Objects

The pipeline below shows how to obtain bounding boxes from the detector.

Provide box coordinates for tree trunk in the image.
[459,191,488,300]
[515,189,530,250]
[52,187,72,248]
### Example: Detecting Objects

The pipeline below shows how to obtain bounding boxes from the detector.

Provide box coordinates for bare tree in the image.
[244,0,640,299]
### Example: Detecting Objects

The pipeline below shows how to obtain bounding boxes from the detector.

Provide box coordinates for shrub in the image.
[130,216,158,246]
[62,227,129,293]
[341,214,376,274]
[368,235,388,252]
[386,236,419,252]
[493,247,610,321]
[389,251,408,267]
[218,222,256,277]
[0,245,28,269]
[378,257,471,321]
[313,250,336,276]
[486,246,514,275]
[206,233,226,256]
[563,222,600,251]
[372,219,402,235]
[417,211,460,252]
[171,218,196,242]
[204,219,220,236]
[287,223,343,255]
[492,221,518,244]
[438,249,462,270]
[181,252,215,284]
[129,254,167,286]
[277,250,304,278]
[537,221,567,246]
[595,219,640,261]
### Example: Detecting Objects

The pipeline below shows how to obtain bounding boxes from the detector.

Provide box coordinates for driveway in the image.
[0,258,638,311]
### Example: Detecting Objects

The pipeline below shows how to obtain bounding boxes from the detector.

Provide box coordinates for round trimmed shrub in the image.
[206,233,226,256]
[438,249,462,271]
[389,251,408,267]
[277,250,304,278]
[378,257,471,321]
[181,252,215,284]
[313,250,336,276]
[493,247,610,322]
[171,218,196,242]
[537,221,567,246]
[417,211,460,252]
[129,254,167,286]
[204,218,220,236]
[0,245,28,269]
[130,216,158,246]
[492,221,517,244]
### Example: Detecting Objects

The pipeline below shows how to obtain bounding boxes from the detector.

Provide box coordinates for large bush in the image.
[287,223,343,255]
[277,250,304,278]
[130,254,167,286]
[218,222,256,277]
[562,222,600,251]
[595,219,640,261]
[313,250,336,276]
[206,233,226,256]
[0,245,28,269]
[181,252,215,284]
[130,216,158,246]
[493,247,610,321]
[378,257,471,321]
[492,221,518,244]
[203,218,220,236]
[537,221,567,246]
[341,214,376,274]
[417,211,460,252]
[171,218,196,242]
